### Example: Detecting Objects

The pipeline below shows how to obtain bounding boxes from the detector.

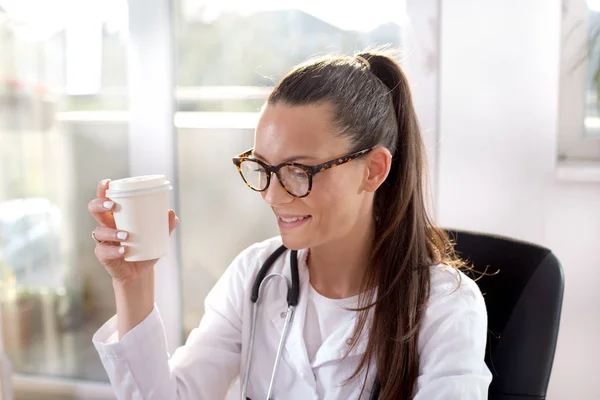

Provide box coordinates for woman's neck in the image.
[307,219,374,299]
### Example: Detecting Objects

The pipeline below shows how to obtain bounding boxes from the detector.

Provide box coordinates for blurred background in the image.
[0,0,598,399]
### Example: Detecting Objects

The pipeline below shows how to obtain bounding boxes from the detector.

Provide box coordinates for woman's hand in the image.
[88,179,179,285]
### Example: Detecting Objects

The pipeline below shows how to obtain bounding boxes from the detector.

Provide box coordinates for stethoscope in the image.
[240,244,381,400]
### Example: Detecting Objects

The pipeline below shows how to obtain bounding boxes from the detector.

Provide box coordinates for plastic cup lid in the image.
[106,175,172,197]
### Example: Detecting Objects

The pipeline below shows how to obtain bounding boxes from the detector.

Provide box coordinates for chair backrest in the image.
[446,230,564,400]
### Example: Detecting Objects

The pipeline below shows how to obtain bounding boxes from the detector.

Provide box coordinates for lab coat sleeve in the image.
[413,267,492,400]
[93,247,251,400]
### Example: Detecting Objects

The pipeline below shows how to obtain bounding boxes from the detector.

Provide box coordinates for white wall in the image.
[405,0,440,195]
[437,1,600,399]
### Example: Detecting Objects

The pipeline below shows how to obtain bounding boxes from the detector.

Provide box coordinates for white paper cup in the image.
[106,175,172,262]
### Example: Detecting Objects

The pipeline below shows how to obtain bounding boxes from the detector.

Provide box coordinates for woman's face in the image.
[253,103,376,250]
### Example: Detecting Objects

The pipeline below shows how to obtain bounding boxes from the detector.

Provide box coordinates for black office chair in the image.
[446,230,564,400]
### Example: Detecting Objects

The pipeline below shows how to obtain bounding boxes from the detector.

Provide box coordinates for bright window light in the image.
[183,0,407,31]
[587,0,600,12]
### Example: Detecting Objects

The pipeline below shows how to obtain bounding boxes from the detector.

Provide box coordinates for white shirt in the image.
[93,236,492,400]
[303,286,358,364]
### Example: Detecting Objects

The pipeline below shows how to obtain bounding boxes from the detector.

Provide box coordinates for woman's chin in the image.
[279,233,310,251]
[276,215,313,250]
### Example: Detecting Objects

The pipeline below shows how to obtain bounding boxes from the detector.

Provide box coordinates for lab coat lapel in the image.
[263,249,315,388]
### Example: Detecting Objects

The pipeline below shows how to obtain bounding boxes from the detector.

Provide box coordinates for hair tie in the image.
[354,55,371,71]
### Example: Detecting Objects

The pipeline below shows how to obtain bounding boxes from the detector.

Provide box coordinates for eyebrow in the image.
[252,150,319,164]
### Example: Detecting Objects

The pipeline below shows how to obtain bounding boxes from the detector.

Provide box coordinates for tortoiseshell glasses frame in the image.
[232,148,373,198]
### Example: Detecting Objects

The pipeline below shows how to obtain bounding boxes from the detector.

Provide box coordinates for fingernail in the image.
[103,201,114,210]
[101,179,109,188]
[118,246,125,254]
[117,231,128,240]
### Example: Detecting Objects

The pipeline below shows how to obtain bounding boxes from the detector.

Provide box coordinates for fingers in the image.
[90,179,115,227]
[88,197,116,228]
[93,225,128,244]
[95,242,126,264]
[93,223,128,265]
[168,209,180,235]
[97,179,110,199]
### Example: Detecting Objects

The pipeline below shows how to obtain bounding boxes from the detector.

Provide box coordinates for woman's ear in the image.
[363,147,392,192]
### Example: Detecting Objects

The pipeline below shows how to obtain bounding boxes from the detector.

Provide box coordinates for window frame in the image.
[10,0,180,396]
[558,0,600,162]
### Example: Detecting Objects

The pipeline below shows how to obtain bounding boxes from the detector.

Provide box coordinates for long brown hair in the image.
[268,50,465,399]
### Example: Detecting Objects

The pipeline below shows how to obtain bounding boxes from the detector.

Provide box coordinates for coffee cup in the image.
[105,175,172,262]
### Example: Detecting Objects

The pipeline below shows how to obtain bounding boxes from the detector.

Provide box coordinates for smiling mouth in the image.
[278,215,310,223]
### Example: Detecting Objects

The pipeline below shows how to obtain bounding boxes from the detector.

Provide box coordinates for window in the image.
[0,0,128,384]
[173,0,409,336]
[559,0,600,162]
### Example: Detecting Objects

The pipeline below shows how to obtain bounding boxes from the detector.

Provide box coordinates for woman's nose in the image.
[262,175,293,206]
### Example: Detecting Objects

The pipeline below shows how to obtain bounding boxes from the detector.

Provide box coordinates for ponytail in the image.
[350,52,440,400]
[354,52,422,244]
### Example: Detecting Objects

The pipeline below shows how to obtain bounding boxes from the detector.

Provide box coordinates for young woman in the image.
[89,51,491,399]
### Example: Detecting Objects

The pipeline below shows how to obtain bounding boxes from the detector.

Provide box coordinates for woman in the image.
[89,51,491,399]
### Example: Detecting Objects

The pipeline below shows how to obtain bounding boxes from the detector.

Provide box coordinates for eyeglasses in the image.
[232,148,372,198]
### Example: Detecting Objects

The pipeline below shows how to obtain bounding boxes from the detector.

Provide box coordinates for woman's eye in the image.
[293,171,306,179]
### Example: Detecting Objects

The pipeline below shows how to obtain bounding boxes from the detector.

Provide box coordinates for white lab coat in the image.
[93,236,492,399]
